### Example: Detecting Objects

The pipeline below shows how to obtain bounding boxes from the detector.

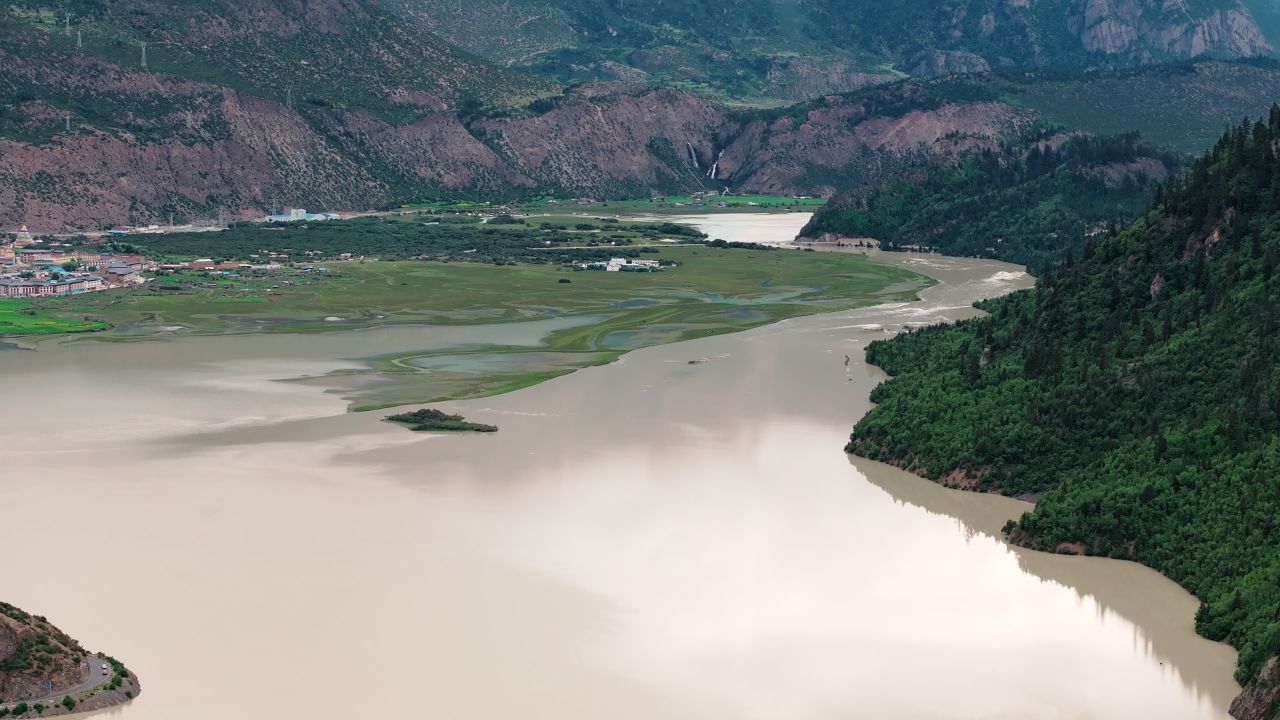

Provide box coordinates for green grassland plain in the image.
[5,246,930,409]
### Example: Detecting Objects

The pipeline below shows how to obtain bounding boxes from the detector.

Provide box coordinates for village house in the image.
[262,209,341,223]
[575,258,664,272]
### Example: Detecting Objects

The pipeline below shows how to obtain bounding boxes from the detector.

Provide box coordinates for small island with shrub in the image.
[386,408,498,433]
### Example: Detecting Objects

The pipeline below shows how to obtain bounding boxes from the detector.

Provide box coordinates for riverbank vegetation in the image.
[387,408,498,432]
[848,113,1280,696]
[130,213,705,265]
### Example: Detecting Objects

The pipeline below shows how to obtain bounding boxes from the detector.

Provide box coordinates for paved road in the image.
[1,654,112,707]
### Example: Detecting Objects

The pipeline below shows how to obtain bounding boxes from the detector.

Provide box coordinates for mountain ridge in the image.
[391,0,1274,103]
[4,1,1280,230]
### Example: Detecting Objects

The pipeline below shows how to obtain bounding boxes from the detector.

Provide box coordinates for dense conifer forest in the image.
[848,112,1280,693]
[803,132,1180,273]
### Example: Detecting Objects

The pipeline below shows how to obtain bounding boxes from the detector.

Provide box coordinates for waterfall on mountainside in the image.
[708,149,725,180]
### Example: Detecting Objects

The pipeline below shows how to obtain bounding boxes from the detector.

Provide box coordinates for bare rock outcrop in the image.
[1230,656,1280,720]
[1068,0,1270,59]
[908,50,992,78]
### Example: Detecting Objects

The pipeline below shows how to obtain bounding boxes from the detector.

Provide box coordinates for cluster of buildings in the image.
[262,208,342,224]
[0,225,151,298]
[574,257,664,272]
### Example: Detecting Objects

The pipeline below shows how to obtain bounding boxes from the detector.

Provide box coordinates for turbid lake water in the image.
[0,217,1240,719]
[630,211,814,245]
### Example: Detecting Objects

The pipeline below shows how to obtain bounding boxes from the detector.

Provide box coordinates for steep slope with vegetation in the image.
[1,601,138,716]
[0,602,86,702]
[0,21,1040,232]
[9,0,555,116]
[392,0,1271,103]
[802,131,1181,273]
[951,59,1280,153]
[847,115,1280,718]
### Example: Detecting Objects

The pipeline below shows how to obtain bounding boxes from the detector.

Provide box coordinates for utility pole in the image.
[64,12,70,37]
[140,42,148,70]
[285,87,293,111]
[65,115,70,132]
[76,30,82,49]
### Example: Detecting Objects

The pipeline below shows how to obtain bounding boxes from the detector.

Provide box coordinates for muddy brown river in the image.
[0,221,1240,719]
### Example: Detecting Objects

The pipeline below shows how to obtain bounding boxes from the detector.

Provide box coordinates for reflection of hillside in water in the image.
[849,453,1241,712]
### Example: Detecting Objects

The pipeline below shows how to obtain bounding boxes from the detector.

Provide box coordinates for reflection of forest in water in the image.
[850,454,1240,711]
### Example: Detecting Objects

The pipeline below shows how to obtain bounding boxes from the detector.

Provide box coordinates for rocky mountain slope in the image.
[1,601,139,717]
[391,0,1273,102]
[0,3,1040,232]
[0,602,86,701]
[3,0,1280,230]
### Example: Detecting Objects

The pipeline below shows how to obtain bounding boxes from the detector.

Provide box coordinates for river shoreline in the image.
[0,222,1240,719]
[839,254,1256,718]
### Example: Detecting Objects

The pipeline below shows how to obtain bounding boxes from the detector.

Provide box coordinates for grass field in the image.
[50,246,917,334]
[16,246,930,408]
[0,300,108,336]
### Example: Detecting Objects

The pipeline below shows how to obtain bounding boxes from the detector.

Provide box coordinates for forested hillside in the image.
[927,59,1280,153]
[802,132,1180,273]
[848,114,1280,716]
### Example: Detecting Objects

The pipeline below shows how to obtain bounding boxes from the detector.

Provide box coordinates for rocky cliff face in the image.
[717,96,1033,196]
[1069,0,1270,60]
[1230,656,1280,720]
